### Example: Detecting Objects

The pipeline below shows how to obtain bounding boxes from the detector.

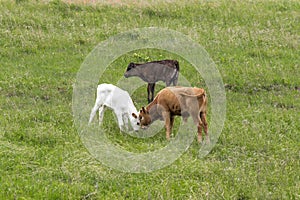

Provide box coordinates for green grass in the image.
[0,0,299,199]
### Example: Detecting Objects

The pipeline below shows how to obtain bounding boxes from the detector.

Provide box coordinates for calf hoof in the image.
[197,137,202,144]
[206,138,211,145]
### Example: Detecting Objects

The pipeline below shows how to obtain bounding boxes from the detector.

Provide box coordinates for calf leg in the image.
[89,102,102,124]
[147,83,155,103]
[147,83,151,103]
[122,113,129,130]
[172,77,178,86]
[169,71,179,86]
[192,114,203,143]
[200,112,209,144]
[115,111,125,131]
[162,111,171,140]
[181,112,189,123]
[197,122,203,144]
[166,80,172,87]
[170,116,175,137]
[170,116,175,128]
[98,106,105,125]
[151,83,155,102]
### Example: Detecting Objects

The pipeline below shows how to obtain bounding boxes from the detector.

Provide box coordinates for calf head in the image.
[131,112,140,132]
[124,63,136,78]
[132,107,151,129]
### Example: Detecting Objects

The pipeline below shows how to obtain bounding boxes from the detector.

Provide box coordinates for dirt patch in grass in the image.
[61,0,199,7]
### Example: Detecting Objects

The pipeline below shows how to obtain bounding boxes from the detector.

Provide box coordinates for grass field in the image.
[0,0,299,199]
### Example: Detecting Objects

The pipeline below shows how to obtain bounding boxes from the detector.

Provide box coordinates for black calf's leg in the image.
[147,83,151,103]
[147,83,155,103]
[150,83,155,102]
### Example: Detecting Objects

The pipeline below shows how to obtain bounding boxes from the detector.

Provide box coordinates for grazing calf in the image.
[132,87,209,144]
[89,83,139,132]
[124,59,179,103]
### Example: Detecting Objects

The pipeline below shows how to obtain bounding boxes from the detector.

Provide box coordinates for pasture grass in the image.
[0,0,299,199]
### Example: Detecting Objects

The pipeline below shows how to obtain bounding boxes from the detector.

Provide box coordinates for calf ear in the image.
[142,107,149,114]
[142,107,146,113]
[132,113,138,118]
[128,62,135,68]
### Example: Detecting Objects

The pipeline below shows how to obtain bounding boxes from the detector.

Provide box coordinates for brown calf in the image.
[132,86,209,144]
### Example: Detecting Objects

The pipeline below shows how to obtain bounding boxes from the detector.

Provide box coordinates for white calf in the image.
[89,83,139,131]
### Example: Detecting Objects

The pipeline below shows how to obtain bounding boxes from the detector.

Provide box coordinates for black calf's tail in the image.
[174,60,179,72]
[172,60,179,85]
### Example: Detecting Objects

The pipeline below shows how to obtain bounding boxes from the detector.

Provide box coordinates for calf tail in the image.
[173,60,179,72]
[196,92,206,100]
[171,60,180,86]
[201,92,207,103]
[172,70,179,85]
